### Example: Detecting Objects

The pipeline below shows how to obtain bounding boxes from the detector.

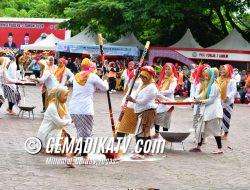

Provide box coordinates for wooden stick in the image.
[117,41,150,123]
[98,34,116,136]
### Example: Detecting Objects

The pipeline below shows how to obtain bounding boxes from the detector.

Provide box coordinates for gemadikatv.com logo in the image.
[24,136,166,155]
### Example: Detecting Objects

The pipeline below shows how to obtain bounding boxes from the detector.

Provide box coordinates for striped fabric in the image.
[3,85,20,105]
[135,109,156,138]
[193,103,202,130]
[0,95,4,103]
[70,114,94,141]
[222,103,234,133]
[155,111,172,130]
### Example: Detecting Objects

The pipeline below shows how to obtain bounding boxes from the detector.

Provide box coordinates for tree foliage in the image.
[0,0,51,18]
[1,0,249,47]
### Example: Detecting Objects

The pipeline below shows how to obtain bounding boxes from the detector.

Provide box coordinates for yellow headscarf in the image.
[55,58,66,83]
[49,87,69,119]
[199,69,209,100]
[213,67,220,85]
[217,65,231,100]
[75,58,97,86]
[159,65,175,91]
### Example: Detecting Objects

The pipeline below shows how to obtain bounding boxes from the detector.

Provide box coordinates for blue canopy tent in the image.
[56,27,139,57]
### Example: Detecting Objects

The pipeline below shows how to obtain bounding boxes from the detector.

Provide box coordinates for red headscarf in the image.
[157,63,178,88]
[223,64,234,78]
[195,64,210,84]
[127,61,135,82]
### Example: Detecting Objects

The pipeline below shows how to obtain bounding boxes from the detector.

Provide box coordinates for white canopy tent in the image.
[60,26,98,45]
[207,28,250,50]
[34,33,49,43]
[21,34,62,50]
[170,29,202,48]
[110,33,144,49]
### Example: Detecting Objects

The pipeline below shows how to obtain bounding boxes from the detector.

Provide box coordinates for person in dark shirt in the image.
[3,33,17,48]
[66,57,78,74]
[22,33,30,45]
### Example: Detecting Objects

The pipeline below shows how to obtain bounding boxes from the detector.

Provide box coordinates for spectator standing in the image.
[107,62,117,93]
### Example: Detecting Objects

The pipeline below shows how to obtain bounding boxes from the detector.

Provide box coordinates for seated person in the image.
[37,87,72,152]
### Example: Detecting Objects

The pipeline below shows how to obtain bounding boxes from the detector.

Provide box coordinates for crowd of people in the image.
[0,49,250,167]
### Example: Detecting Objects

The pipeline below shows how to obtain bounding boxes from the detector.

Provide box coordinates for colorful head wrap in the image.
[140,66,156,78]
[81,58,96,71]
[222,64,234,78]
[58,58,67,65]
[200,68,215,100]
[139,66,155,90]
[157,62,178,89]
[195,64,210,84]
[75,58,97,86]
[217,64,234,100]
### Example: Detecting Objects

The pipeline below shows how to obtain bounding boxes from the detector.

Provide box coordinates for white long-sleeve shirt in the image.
[37,71,59,91]
[37,103,72,148]
[203,83,223,121]
[121,79,142,109]
[224,78,237,105]
[157,78,177,113]
[5,61,18,90]
[193,83,205,116]
[134,83,158,113]
[69,73,109,115]
[60,68,74,86]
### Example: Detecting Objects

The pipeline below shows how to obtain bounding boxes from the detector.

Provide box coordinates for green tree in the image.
[0,0,52,18]
[1,0,249,46]
[56,0,249,46]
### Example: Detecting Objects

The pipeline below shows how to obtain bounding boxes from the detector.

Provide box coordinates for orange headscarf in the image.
[75,58,97,86]
[55,58,67,83]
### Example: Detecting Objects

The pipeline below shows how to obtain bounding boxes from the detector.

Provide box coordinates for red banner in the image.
[0,20,66,49]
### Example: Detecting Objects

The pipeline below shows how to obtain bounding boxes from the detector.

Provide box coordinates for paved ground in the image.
[0,86,249,190]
